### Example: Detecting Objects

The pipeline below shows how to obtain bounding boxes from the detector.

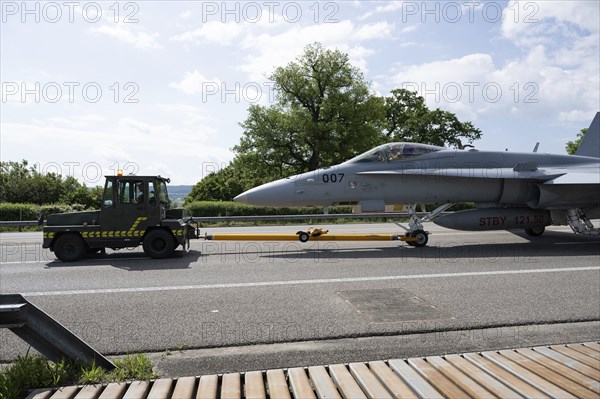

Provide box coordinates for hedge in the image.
[184,201,352,217]
[0,203,86,221]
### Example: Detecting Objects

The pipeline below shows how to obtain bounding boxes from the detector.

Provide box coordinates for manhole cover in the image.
[337,288,451,323]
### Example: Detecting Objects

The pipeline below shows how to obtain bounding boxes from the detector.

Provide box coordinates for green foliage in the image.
[185,201,351,217]
[0,203,84,223]
[0,353,78,399]
[235,42,386,177]
[565,128,587,155]
[111,354,156,381]
[0,203,40,221]
[0,160,101,207]
[384,89,481,147]
[79,359,106,384]
[0,353,157,395]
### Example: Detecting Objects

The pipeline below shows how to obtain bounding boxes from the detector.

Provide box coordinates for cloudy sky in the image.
[1,0,599,185]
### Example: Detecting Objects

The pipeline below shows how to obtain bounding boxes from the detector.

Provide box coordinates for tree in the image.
[189,44,483,202]
[0,160,102,207]
[235,43,386,178]
[186,154,270,203]
[384,89,481,148]
[565,128,587,155]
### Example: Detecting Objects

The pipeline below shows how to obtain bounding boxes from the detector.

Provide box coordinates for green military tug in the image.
[42,174,197,262]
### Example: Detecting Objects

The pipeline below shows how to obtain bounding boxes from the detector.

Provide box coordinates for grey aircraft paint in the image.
[235,113,600,237]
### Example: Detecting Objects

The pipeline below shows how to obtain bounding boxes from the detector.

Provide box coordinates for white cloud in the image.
[354,21,395,41]
[359,1,406,20]
[238,20,394,80]
[171,21,244,45]
[44,115,105,128]
[91,25,161,49]
[389,1,599,124]
[169,70,221,95]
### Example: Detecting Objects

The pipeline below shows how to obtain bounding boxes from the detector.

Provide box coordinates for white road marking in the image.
[16,266,599,297]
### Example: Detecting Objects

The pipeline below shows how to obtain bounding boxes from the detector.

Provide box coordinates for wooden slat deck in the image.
[25,342,600,399]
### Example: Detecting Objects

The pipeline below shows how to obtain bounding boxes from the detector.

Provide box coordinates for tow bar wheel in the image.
[296,231,310,243]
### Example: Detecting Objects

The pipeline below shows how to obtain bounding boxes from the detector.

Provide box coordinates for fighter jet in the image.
[234,113,600,246]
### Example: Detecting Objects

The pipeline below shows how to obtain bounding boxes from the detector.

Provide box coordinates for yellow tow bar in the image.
[204,227,421,244]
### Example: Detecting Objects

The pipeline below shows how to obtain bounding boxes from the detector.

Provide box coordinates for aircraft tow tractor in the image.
[41,174,428,262]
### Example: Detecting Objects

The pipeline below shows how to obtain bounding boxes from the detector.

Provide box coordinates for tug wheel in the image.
[410,230,428,247]
[54,233,86,262]
[143,229,175,259]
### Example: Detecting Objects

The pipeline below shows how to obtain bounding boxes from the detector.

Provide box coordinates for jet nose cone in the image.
[233,193,248,204]
[233,179,295,207]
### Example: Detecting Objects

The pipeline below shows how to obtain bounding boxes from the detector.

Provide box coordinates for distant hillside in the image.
[168,185,192,202]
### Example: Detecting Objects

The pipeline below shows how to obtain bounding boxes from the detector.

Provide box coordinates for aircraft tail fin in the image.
[575,112,600,158]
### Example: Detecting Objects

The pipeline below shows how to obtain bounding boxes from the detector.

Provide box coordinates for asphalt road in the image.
[1,223,599,377]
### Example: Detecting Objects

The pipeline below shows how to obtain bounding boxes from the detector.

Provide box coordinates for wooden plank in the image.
[533,346,600,380]
[582,342,600,351]
[408,358,470,398]
[25,389,54,399]
[50,387,79,399]
[74,385,103,399]
[426,356,495,398]
[328,364,367,399]
[463,353,551,399]
[147,378,173,399]
[481,351,576,399]
[98,383,127,399]
[172,376,197,399]
[348,363,392,399]
[368,361,418,399]
[197,375,219,399]
[445,354,523,399]
[500,350,598,398]
[388,359,444,399]
[516,348,600,395]
[266,369,291,399]
[567,343,600,360]
[308,366,341,399]
[244,371,266,399]
[288,368,316,399]
[551,345,600,370]
[122,382,150,399]
[221,373,241,399]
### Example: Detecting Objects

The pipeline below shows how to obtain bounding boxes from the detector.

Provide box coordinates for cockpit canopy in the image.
[348,143,446,163]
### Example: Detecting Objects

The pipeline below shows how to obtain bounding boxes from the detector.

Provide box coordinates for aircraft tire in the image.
[143,229,175,259]
[525,226,545,237]
[410,230,428,247]
[54,233,86,262]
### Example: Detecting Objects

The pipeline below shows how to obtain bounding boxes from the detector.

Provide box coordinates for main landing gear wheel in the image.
[143,229,175,259]
[408,230,429,247]
[54,233,86,262]
[525,226,545,237]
